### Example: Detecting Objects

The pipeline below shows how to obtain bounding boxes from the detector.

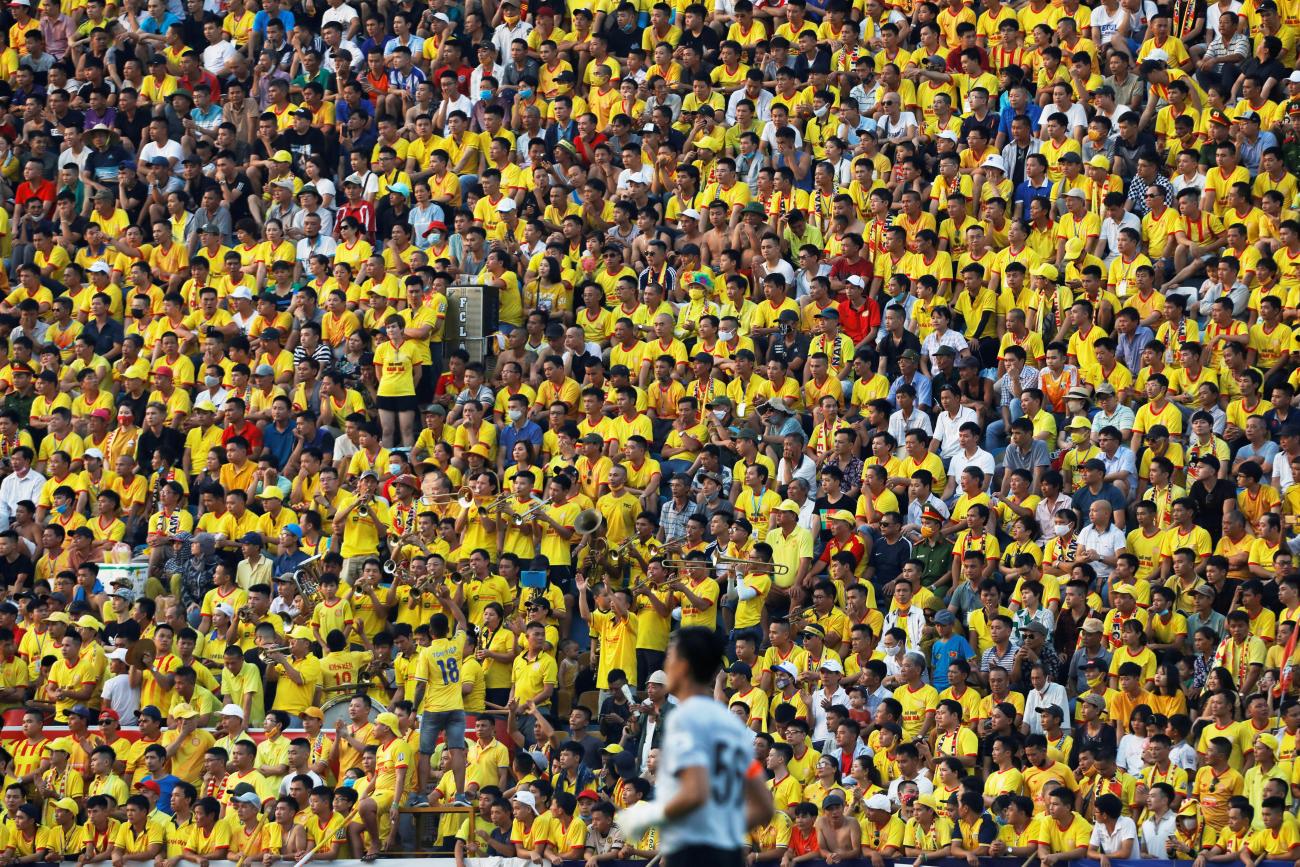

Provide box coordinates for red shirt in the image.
[790,826,820,856]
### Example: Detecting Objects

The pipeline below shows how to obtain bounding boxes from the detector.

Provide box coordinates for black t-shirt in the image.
[275,128,330,173]
[1188,478,1236,544]
[219,172,255,221]
[678,25,720,59]
[0,552,34,590]
[878,330,922,381]
[114,108,151,151]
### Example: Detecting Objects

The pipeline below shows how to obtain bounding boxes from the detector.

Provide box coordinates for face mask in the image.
[479,89,492,101]
[1071,430,1090,444]
[132,309,146,319]
[55,503,69,515]
[775,677,791,690]
[719,329,735,341]
[429,232,441,244]
[688,288,704,300]
[388,462,402,475]
[204,375,220,387]
[342,777,357,788]
[519,87,533,99]
[504,13,519,23]
[508,408,523,422]
[815,105,830,119]
[712,409,727,420]
[885,644,902,655]
[1054,524,1071,537]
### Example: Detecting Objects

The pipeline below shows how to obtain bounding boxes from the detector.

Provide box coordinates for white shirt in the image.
[931,406,978,461]
[1171,172,1207,196]
[1089,816,1137,856]
[0,467,46,529]
[882,607,927,652]
[137,139,186,167]
[616,164,654,194]
[1118,732,1149,775]
[101,672,140,726]
[1076,522,1127,579]
[809,686,850,745]
[1022,682,1071,733]
[322,2,359,30]
[1140,810,1178,858]
[887,772,933,807]
[201,39,237,75]
[888,408,933,447]
[947,448,995,488]
[492,20,533,60]
[295,234,338,267]
[469,62,505,98]
[1098,210,1142,264]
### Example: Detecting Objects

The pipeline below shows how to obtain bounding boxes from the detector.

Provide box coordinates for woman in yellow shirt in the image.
[373,316,421,447]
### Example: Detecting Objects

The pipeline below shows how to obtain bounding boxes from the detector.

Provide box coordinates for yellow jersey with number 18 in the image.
[414,633,468,713]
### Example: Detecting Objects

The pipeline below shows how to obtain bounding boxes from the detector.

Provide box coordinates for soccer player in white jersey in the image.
[618,626,775,867]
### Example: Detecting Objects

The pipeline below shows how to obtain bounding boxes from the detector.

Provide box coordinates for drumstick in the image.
[292,805,361,867]
[233,817,267,867]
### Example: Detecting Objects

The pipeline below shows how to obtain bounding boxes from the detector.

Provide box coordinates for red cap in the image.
[536,5,555,13]
[134,780,161,793]
[154,365,173,377]
[577,789,600,801]
[99,709,121,722]
[91,409,111,420]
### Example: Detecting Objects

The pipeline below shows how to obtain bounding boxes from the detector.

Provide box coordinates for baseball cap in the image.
[512,791,539,814]
[220,704,245,719]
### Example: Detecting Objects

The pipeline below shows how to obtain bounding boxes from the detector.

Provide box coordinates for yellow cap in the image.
[468,443,492,458]
[290,625,314,641]
[914,793,941,812]
[171,703,198,720]
[775,499,801,514]
[1112,583,1136,596]
[1088,154,1111,170]
[829,509,856,524]
[374,712,400,734]
[1063,237,1085,261]
[1256,733,1280,754]
[77,615,104,630]
[53,797,80,814]
[46,611,71,624]
[49,737,74,753]
[258,487,284,500]
[123,360,150,380]
[1032,263,1059,281]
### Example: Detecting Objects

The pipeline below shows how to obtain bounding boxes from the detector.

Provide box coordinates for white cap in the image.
[864,794,893,812]
[937,130,959,142]
[773,661,799,678]
[221,704,246,719]
[84,448,104,460]
[1146,48,1168,62]
[982,155,1006,172]
[1065,187,1087,199]
[231,286,254,300]
[680,208,702,221]
[496,198,517,213]
[847,275,866,288]
[819,658,844,673]
[433,11,450,22]
[108,648,129,663]
[89,261,112,274]
[512,791,538,814]
[215,603,235,618]
[1289,70,1300,83]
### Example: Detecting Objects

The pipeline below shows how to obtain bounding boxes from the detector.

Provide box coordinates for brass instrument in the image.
[606,535,640,568]
[485,492,513,512]
[430,486,475,508]
[662,558,708,571]
[382,559,398,576]
[661,535,687,553]
[356,494,373,518]
[292,553,325,616]
[715,556,789,575]
[258,644,291,664]
[236,603,256,622]
[574,509,604,537]
[511,496,553,526]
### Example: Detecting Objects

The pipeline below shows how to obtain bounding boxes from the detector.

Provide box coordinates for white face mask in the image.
[815,105,830,119]
[1054,524,1071,537]
[885,643,902,655]
[719,329,735,341]
[204,375,220,387]
[712,409,727,420]
[388,462,402,476]
[508,409,523,422]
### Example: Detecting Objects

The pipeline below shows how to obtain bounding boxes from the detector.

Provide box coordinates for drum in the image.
[320,694,379,729]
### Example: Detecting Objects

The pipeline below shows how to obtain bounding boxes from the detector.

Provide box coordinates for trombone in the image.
[662,558,707,571]
[661,535,687,553]
[258,644,291,664]
[715,556,789,575]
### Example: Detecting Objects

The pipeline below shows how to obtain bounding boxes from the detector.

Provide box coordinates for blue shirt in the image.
[999,102,1041,138]
[252,8,294,33]
[930,634,974,691]
[500,419,543,459]
[262,418,296,470]
[1014,178,1054,218]
[141,775,181,812]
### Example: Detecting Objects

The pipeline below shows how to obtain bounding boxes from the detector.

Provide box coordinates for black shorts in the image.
[377,394,419,413]
[665,846,745,867]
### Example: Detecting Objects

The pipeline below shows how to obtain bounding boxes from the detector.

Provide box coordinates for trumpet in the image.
[382,559,398,576]
[511,497,553,526]
[715,556,789,575]
[258,644,291,664]
[661,535,688,553]
[237,603,256,622]
[485,492,513,511]
[430,486,475,508]
[606,535,640,568]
